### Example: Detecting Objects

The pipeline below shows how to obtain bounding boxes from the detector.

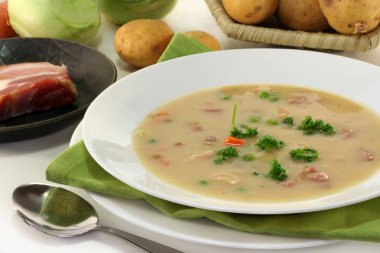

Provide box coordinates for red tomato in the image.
[0,0,17,38]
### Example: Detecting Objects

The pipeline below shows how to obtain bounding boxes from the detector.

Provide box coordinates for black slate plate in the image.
[0,38,117,142]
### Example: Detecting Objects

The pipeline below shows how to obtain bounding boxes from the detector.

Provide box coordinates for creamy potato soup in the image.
[132,85,380,202]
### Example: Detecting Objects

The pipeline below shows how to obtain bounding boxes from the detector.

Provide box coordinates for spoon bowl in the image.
[12,183,181,253]
[12,183,98,237]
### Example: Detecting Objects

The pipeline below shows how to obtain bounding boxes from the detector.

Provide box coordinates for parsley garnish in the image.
[214,146,239,164]
[259,91,280,101]
[298,116,336,135]
[230,104,258,138]
[256,135,285,152]
[220,95,232,100]
[198,180,209,186]
[282,116,295,126]
[231,124,258,138]
[267,159,288,181]
[290,148,319,162]
[266,119,279,126]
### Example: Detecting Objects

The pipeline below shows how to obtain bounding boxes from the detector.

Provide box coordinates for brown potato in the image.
[277,0,330,32]
[222,0,279,25]
[114,19,174,68]
[183,30,222,51]
[318,0,380,34]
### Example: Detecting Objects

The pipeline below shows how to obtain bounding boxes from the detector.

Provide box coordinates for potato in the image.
[277,0,330,32]
[318,0,380,34]
[183,30,221,51]
[114,19,174,68]
[222,0,279,25]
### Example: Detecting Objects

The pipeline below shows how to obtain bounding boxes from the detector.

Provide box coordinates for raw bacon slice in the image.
[0,62,77,121]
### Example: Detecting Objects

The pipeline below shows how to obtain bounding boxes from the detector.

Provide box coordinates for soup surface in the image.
[133,85,380,202]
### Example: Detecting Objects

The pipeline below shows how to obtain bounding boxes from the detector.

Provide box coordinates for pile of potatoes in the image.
[114,19,221,68]
[222,0,380,34]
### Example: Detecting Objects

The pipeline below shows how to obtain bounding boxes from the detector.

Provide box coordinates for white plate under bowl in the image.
[71,121,338,250]
[82,48,380,214]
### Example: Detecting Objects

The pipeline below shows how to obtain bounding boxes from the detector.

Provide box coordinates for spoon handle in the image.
[97,225,183,253]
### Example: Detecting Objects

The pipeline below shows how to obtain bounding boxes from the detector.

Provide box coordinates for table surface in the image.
[2,1,380,252]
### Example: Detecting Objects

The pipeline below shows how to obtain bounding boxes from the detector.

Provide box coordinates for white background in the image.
[2,1,380,252]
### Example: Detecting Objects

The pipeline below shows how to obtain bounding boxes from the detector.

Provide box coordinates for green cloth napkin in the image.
[46,141,380,243]
[46,34,380,243]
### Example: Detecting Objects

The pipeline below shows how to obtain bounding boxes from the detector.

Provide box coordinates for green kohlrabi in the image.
[8,0,101,44]
[99,0,177,25]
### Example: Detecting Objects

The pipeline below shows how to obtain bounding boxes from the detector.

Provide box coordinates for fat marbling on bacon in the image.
[0,62,77,121]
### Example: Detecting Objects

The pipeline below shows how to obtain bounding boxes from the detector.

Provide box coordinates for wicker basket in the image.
[205,0,380,51]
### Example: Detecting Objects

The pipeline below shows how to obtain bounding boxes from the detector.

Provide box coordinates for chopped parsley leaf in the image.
[266,119,279,126]
[259,91,270,99]
[256,135,285,152]
[259,91,280,101]
[230,104,258,138]
[214,146,239,164]
[290,148,319,162]
[231,124,258,138]
[298,116,336,135]
[282,116,295,126]
[198,180,209,186]
[220,95,232,100]
[267,159,288,181]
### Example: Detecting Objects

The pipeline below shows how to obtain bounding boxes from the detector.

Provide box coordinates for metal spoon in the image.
[12,183,182,253]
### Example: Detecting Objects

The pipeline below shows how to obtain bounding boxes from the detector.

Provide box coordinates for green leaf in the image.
[290,148,319,162]
[267,159,288,181]
[256,135,285,152]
